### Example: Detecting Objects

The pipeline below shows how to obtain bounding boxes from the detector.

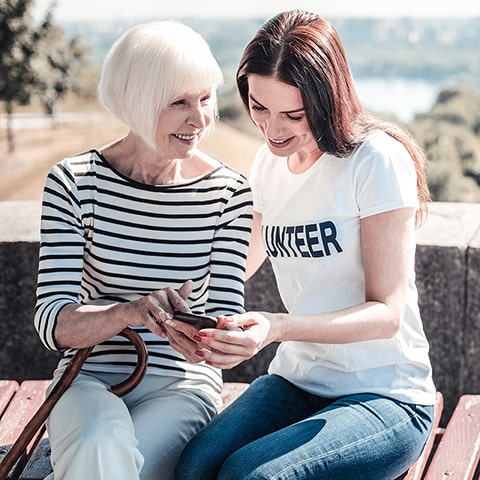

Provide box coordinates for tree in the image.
[0,0,50,151]
[0,0,90,152]
[34,23,92,120]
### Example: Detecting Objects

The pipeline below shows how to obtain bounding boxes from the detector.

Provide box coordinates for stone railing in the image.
[1,200,479,425]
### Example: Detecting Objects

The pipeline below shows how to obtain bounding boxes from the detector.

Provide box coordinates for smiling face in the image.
[247,74,322,169]
[154,89,215,159]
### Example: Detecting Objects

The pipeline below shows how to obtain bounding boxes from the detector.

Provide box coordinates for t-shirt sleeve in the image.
[353,134,419,219]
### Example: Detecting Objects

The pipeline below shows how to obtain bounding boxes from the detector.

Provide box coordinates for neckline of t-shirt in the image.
[280,152,330,178]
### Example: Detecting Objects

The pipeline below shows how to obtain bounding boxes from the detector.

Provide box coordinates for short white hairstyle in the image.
[98,21,223,150]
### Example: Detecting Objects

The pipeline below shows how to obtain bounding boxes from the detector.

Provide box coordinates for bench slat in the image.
[0,380,50,480]
[0,381,50,446]
[424,394,480,480]
[0,381,19,417]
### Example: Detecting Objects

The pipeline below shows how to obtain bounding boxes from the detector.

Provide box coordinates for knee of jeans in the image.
[175,434,223,480]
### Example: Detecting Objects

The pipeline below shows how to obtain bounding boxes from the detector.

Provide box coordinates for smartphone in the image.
[173,310,217,329]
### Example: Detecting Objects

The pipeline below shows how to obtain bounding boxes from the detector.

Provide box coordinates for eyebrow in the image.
[249,94,305,114]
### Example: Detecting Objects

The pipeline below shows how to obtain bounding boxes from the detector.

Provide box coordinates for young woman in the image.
[34,21,252,480]
[173,10,436,480]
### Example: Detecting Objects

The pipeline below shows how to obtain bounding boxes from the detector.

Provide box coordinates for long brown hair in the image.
[237,10,430,225]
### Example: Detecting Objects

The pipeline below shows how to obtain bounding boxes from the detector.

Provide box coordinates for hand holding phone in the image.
[173,311,217,329]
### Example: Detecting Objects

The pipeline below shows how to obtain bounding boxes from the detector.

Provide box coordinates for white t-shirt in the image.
[249,131,436,405]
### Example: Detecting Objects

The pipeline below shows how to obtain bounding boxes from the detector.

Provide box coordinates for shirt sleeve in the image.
[34,160,85,351]
[205,172,253,316]
[353,133,419,219]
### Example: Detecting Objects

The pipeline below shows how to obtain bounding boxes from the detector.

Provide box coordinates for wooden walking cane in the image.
[0,327,148,480]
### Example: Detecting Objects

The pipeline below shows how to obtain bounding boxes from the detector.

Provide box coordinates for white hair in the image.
[98,21,223,150]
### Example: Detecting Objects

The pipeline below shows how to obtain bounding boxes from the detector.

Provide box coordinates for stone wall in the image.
[1,201,480,425]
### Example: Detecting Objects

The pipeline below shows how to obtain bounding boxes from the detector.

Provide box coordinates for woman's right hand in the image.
[126,280,194,337]
[54,281,194,349]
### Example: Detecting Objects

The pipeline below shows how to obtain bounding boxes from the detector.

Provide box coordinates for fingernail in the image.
[165,319,175,326]
[195,350,205,357]
[198,331,207,337]
[193,335,202,342]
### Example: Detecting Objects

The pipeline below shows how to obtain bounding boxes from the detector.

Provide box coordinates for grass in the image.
[0,102,262,201]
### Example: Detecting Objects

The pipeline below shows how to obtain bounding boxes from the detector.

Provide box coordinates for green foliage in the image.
[34,24,96,114]
[0,0,92,151]
[410,87,480,202]
[0,0,45,106]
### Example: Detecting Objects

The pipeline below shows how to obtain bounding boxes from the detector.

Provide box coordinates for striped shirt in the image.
[34,150,253,397]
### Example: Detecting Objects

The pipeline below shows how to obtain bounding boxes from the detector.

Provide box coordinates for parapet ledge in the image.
[416,201,480,249]
[0,201,41,242]
[2,200,480,249]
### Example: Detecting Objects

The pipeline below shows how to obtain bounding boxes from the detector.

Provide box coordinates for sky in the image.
[33,0,480,22]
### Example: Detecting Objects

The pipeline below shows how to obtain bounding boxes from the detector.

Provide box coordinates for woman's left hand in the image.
[166,312,273,369]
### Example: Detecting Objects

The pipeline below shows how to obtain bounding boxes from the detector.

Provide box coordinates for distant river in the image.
[354,77,441,123]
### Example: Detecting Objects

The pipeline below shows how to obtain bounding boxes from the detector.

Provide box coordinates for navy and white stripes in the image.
[34,150,253,393]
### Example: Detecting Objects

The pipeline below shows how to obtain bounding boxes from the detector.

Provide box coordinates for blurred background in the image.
[1,0,479,202]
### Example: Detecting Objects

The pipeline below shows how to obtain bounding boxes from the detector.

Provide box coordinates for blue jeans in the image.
[175,374,434,480]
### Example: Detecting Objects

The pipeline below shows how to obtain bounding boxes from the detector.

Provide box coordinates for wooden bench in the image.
[423,394,480,479]
[1,383,479,480]
[0,379,250,480]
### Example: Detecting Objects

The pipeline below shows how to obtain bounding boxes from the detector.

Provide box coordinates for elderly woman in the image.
[34,21,252,480]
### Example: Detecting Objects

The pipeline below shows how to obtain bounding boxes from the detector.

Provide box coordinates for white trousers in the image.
[43,372,216,480]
